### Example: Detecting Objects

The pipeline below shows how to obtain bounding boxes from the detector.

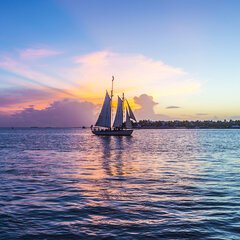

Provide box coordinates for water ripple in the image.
[0,128,240,239]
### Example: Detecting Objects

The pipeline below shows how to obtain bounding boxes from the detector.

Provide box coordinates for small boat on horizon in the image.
[91,76,136,136]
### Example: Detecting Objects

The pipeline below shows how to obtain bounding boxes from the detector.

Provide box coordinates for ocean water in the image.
[0,128,240,240]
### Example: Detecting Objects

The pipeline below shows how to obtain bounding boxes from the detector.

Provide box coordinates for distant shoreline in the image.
[136,126,240,129]
[136,120,240,129]
[0,120,240,129]
[0,126,240,129]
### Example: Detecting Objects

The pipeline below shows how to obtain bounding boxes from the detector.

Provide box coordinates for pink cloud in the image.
[0,56,74,92]
[0,98,96,127]
[0,88,56,107]
[19,48,61,60]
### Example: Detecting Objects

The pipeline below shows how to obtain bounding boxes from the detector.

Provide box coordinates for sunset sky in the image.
[0,0,240,126]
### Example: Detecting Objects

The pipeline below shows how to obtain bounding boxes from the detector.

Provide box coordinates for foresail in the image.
[113,96,123,128]
[95,91,111,128]
[126,99,136,121]
[125,108,132,129]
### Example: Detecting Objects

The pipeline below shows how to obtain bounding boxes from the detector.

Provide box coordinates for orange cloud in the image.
[71,51,201,102]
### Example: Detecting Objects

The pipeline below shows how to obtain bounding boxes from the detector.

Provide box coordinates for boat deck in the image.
[92,129,133,136]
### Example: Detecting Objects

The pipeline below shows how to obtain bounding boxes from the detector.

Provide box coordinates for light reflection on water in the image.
[0,128,240,239]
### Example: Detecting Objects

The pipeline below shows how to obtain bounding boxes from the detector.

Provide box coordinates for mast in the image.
[122,92,125,125]
[111,76,114,100]
[110,76,114,129]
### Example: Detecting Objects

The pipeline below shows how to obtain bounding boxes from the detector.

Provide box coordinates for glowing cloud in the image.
[72,51,201,100]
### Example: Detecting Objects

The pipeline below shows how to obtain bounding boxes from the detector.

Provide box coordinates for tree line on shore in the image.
[134,119,240,129]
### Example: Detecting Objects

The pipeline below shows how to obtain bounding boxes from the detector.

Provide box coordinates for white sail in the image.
[95,91,111,128]
[113,96,123,128]
[125,108,132,129]
[126,99,136,121]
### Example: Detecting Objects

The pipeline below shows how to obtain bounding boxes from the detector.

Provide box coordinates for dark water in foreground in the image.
[0,128,240,240]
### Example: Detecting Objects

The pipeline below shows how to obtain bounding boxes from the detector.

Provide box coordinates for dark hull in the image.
[92,129,133,136]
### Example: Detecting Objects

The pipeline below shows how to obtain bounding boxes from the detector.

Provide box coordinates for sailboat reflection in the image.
[97,136,135,200]
[99,136,134,177]
[100,136,113,176]
[114,136,124,176]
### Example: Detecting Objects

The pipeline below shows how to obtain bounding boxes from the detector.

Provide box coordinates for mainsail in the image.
[113,96,123,128]
[95,91,111,128]
[126,99,137,121]
[125,108,132,129]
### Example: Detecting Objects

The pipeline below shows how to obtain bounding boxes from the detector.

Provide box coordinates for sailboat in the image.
[91,76,136,136]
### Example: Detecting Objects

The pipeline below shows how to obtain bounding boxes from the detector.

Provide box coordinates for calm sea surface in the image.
[0,128,240,239]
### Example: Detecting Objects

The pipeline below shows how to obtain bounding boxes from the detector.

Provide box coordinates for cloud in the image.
[134,94,172,120]
[0,56,74,92]
[0,98,96,127]
[1,50,201,98]
[19,48,61,60]
[166,105,181,109]
[71,51,201,99]
[0,88,56,107]
[196,113,208,116]
[0,49,201,116]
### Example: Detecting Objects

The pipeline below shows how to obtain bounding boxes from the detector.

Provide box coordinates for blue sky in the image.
[0,0,240,122]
